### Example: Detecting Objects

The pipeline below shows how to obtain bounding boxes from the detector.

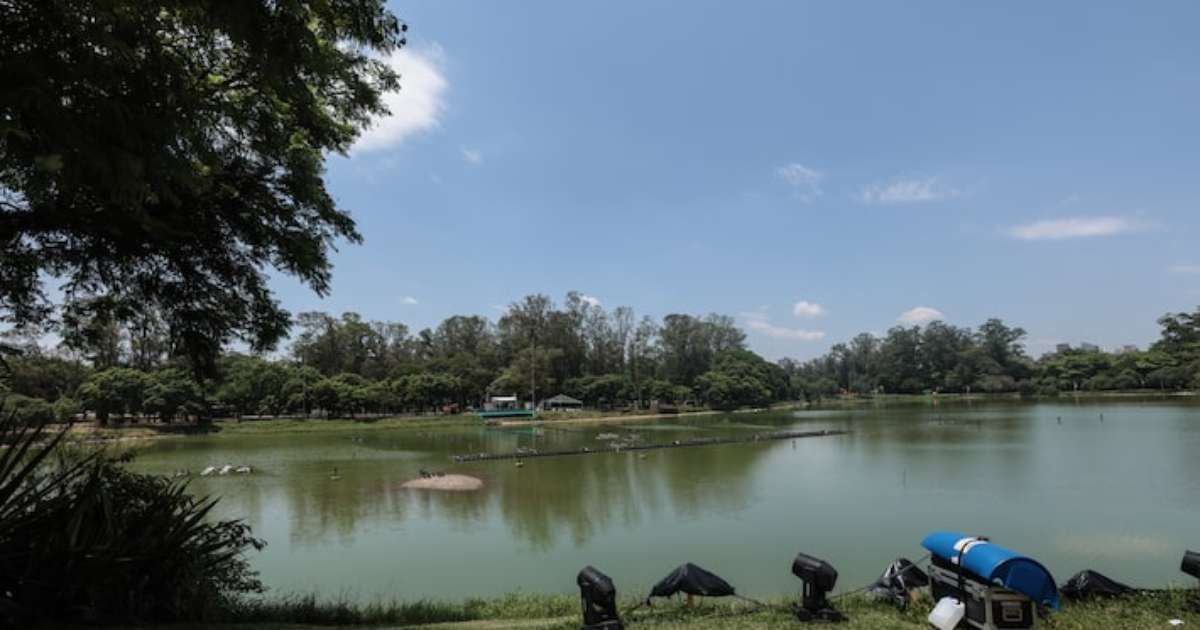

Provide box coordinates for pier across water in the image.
[451,428,849,462]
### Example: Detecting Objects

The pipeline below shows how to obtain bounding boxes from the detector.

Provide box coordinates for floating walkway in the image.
[451,428,849,463]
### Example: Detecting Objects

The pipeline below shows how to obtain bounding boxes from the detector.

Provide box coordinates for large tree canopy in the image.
[0,0,406,370]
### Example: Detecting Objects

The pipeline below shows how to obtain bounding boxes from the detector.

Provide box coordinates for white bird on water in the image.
[235,466,252,474]
[218,464,233,475]
[200,466,217,477]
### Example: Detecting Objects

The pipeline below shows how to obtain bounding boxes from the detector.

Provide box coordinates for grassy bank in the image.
[65,413,482,442]
[806,389,1197,408]
[60,389,1199,444]
[152,590,1200,629]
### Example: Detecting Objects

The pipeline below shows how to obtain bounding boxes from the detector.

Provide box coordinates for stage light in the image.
[577,565,623,630]
[791,552,845,623]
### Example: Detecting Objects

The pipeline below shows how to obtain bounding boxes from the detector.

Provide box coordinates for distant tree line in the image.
[3,299,1199,425]
[782,312,1200,397]
[0,292,786,423]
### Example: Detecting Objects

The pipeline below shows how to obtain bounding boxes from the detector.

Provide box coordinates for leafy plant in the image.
[0,411,264,625]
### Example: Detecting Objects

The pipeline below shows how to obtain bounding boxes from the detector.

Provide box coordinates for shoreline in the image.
[498,409,721,427]
[169,590,1199,629]
[57,389,1197,444]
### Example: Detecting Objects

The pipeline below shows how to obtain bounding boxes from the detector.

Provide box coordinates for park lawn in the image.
[138,590,1199,629]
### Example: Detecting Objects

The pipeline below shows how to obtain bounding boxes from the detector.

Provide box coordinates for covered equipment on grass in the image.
[645,563,737,604]
[1183,551,1200,580]
[577,565,623,629]
[1184,551,1200,613]
[1059,570,1134,601]
[791,552,845,622]
[922,532,1059,630]
[865,557,930,609]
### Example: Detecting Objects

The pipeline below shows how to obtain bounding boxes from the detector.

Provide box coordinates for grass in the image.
[202,592,577,627]
[105,590,1200,629]
[65,413,481,442]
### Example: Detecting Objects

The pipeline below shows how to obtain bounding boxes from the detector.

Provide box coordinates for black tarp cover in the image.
[646,563,736,602]
[1059,570,1135,600]
[865,558,929,608]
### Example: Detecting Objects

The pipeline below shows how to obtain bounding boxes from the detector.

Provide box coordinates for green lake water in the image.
[129,400,1200,602]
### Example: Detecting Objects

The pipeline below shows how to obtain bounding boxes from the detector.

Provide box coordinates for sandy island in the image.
[401,474,483,491]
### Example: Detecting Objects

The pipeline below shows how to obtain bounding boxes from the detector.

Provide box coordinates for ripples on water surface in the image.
[130,399,1200,600]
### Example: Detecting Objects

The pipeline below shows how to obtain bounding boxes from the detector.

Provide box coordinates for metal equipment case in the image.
[928,555,1036,629]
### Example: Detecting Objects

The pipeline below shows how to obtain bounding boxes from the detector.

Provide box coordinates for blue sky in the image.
[272,0,1200,360]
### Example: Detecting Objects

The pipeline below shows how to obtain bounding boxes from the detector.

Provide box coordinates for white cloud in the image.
[746,319,825,341]
[1167,264,1200,274]
[792,300,825,318]
[401,296,419,305]
[461,148,483,164]
[775,163,824,202]
[580,294,601,307]
[858,177,959,205]
[352,46,447,153]
[1009,216,1133,241]
[898,306,944,325]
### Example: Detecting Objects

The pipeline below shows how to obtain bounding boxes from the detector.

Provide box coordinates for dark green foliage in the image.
[144,367,206,421]
[76,366,152,424]
[786,308,1200,396]
[7,300,1200,425]
[1,0,406,371]
[0,353,89,401]
[0,393,54,424]
[696,349,789,409]
[0,413,265,625]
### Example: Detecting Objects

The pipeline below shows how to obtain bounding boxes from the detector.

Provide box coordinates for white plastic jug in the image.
[927,596,965,630]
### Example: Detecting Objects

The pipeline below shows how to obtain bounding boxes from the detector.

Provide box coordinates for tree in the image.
[877,326,926,394]
[976,318,1028,377]
[311,373,366,419]
[1,1,408,371]
[280,365,322,416]
[215,356,288,416]
[144,368,204,422]
[695,349,781,410]
[659,314,745,386]
[1152,308,1200,368]
[77,367,151,424]
[1,353,90,402]
[498,295,554,402]
[628,316,659,408]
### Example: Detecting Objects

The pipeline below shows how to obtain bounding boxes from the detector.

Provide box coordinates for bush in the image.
[0,412,265,625]
[1037,379,1061,397]
[1,393,55,425]
[53,396,81,422]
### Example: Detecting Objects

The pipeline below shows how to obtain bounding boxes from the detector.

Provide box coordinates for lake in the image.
[129,399,1200,602]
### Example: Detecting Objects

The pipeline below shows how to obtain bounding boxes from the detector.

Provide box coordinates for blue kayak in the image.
[921,531,1060,609]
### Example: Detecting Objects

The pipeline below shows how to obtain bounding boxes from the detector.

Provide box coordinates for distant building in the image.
[1078,342,1100,353]
[1055,343,1072,354]
[540,394,584,411]
[1116,344,1140,354]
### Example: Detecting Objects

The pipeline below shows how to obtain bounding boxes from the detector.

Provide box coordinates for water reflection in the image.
[129,399,1200,600]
